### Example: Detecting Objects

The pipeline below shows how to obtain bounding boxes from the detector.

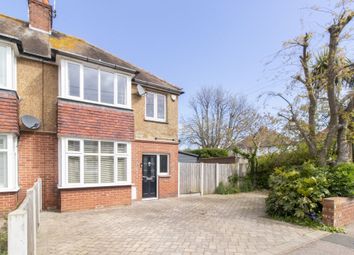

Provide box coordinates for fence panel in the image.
[179,162,243,195]
[203,164,216,194]
[179,163,201,194]
[218,164,237,184]
[8,179,42,255]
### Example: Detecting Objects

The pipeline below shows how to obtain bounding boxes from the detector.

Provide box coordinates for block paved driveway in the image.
[37,192,328,255]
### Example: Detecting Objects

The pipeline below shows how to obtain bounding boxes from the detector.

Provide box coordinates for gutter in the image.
[134,79,184,95]
[53,49,138,75]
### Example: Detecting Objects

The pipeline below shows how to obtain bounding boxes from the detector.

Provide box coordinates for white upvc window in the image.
[60,60,132,109]
[0,134,18,192]
[145,92,166,122]
[157,154,169,175]
[59,138,131,188]
[0,43,16,90]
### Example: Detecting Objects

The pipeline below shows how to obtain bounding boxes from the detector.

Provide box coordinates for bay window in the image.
[0,134,18,191]
[61,60,131,108]
[60,138,131,188]
[0,43,16,90]
[145,92,166,122]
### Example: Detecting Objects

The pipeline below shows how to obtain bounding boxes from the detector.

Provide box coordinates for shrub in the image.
[256,144,313,189]
[327,163,354,197]
[215,174,240,194]
[0,219,7,255]
[266,162,330,219]
[239,175,253,192]
[215,182,239,194]
[187,148,228,158]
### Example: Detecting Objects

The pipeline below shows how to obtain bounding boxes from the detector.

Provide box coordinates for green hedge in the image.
[187,148,228,158]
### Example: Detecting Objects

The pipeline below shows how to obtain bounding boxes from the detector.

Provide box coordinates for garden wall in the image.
[322,197,354,227]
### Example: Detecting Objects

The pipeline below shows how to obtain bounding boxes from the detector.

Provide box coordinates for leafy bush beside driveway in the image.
[266,162,354,221]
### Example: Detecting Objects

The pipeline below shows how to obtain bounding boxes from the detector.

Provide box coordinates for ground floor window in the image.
[60,138,131,188]
[144,154,169,176]
[0,134,18,191]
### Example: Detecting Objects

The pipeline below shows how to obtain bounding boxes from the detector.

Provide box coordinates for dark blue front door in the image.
[142,155,157,198]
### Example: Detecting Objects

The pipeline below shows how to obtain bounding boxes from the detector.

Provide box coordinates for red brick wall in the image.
[132,140,178,200]
[60,186,131,212]
[0,90,18,134]
[28,0,52,32]
[18,132,58,209]
[0,193,18,215]
[322,197,354,227]
[58,99,134,141]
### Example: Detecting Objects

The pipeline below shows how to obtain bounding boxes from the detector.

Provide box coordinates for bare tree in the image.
[181,87,257,149]
[269,3,354,165]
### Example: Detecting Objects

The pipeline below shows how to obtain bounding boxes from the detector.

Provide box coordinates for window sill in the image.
[158,175,171,178]
[58,183,132,190]
[144,118,168,124]
[0,187,20,193]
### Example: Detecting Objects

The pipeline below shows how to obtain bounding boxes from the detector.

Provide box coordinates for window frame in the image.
[145,92,167,122]
[143,153,169,176]
[0,134,18,192]
[60,59,132,109]
[59,137,131,189]
[0,41,16,90]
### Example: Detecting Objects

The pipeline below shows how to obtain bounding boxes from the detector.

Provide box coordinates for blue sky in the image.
[1,0,336,118]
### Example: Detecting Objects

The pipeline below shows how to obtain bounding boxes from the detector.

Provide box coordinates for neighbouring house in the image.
[0,0,183,213]
[178,151,199,163]
[237,127,291,156]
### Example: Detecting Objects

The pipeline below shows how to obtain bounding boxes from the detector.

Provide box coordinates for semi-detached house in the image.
[0,0,183,213]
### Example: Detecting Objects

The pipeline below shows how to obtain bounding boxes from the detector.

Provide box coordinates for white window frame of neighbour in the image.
[0,134,18,192]
[59,59,132,109]
[59,138,131,188]
[145,92,167,122]
[144,153,169,176]
[0,42,16,90]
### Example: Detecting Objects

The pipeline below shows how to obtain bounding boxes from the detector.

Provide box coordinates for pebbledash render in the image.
[0,0,183,213]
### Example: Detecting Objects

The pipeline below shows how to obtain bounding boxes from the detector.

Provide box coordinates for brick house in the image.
[0,0,183,213]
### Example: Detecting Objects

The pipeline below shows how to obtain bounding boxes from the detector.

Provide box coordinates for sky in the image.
[1,0,339,118]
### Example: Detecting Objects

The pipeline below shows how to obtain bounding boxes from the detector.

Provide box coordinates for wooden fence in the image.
[178,161,248,196]
[8,178,42,255]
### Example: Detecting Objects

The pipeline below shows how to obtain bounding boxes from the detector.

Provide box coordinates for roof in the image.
[178,151,199,157]
[237,127,291,149]
[0,13,183,94]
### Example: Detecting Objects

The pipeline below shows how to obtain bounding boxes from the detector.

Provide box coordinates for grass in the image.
[270,215,345,233]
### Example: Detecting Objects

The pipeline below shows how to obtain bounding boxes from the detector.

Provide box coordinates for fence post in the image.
[236,158,240,188]
[200,163,204,196]
[8,210,28,255]
[178,163,180,197]
[215,163,219,188]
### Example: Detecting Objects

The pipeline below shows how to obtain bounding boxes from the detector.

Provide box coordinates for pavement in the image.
[37,192,329,255]
[288,223,354,255]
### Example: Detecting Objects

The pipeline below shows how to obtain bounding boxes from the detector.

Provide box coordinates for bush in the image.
[215,182,239,194]
[256,144,313,189]
[266,162,330,219]
[0,219,7,255]
[239,176,253,192]
[327,163,354,197]
[187,148,228,158]
[215,174,240,194]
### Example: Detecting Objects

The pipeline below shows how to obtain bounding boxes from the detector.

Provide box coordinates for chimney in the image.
[28,0,53,33]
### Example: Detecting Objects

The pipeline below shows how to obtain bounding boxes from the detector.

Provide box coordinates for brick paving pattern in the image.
[37,192,328,255]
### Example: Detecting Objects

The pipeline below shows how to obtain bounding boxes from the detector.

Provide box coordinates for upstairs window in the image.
[0,43,15,90]
[61,60,131,108]
[61,138,131,188]
[0,134,18,191]
[145,92,166,122]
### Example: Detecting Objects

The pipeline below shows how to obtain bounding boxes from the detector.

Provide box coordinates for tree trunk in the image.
[337,98,354,163]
